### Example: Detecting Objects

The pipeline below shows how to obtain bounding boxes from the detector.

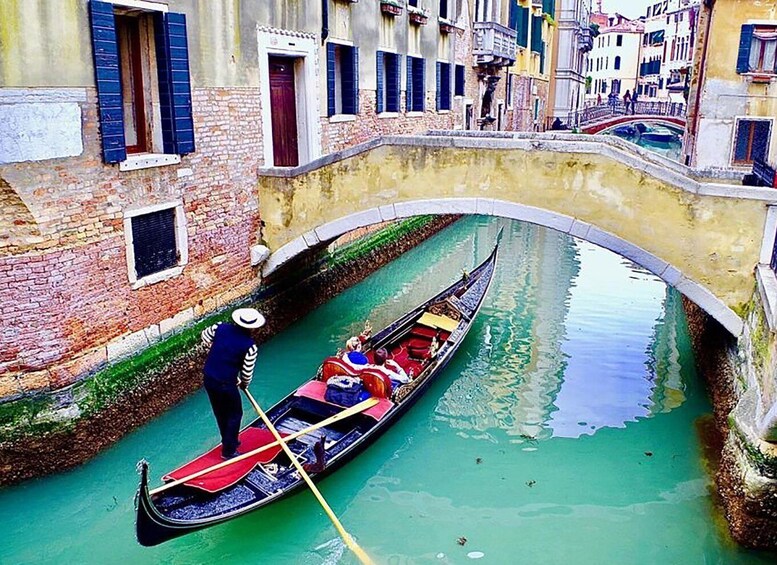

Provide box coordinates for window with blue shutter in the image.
[454,64,465,97]
[531,16,543,54]
[407,56,425,112]
[88,0,195,164]
[376,51,385,114]
[437,62,451,111]
[89,1,126,164]
[734,119,772,165]
[515,7,529,48]
[328,44,359,115]
[386,53,400,112]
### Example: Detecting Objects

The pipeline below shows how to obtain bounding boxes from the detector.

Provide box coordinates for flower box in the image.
[380,2,403,16]
[409,11,429,25]
[439,19,457,34]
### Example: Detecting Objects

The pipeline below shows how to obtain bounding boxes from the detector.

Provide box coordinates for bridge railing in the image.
[548,101,687,131]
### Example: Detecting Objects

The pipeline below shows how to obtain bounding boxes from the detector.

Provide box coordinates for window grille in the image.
[131,208,178,279]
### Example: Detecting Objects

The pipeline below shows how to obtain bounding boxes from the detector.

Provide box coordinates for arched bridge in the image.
[582,114,687,135]
[257,132,777,337]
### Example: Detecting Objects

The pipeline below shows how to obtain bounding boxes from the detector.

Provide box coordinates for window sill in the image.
[119,153,181,172]
[756,264,777,331]
[378,112,399,119]
[742,72,776,84]
[406,111,425,118]
[131,265,185,290]
[437,109,451,114]
[329,114,357,123]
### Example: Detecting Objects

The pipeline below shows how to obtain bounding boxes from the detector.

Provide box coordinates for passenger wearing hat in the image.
[201,307,265,459]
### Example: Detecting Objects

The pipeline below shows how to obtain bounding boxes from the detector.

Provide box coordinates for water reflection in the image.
[603,121,684,161]
[436,227,687,442]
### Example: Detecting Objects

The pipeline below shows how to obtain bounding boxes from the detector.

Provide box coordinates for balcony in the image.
[472,21,518,67]
[578,27,593,52]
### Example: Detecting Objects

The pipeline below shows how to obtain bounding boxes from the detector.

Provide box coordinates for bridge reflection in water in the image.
[435,218,688,442]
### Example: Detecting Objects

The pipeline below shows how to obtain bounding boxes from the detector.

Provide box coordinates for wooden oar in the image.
[243,388,376,565]
[149,397,379,496]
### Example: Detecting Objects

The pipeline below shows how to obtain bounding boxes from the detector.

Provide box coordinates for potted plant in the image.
[380,0,403,16]
[408,4,429,25]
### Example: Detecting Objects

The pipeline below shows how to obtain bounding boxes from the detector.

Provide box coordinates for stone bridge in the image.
[582,114,687,135]
[257,132,777,338]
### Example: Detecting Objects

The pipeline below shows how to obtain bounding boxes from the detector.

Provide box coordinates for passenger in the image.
[371,347,411,385]
[342,336,368,369]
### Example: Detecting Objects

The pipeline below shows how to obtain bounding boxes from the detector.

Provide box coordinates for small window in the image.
[464,102,473,130]
[616,34,623,47]
[125,204,187,286]
[327,43,359,116]
[749,27,777,73]
[377,51,400,113]
[439,0,448,19]
[506,74,513,107]
[615,56,621,70]
[733,119,772,165]
[437,61,451,111]
[406,56,425,112]
[454,64,465,97]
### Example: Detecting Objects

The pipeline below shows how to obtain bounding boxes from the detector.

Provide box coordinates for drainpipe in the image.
[321,0,329,44]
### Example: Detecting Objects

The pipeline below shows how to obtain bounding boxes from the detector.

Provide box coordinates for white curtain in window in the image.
[751,32,777,72]
[750,37,763,71]
[764,39,777,72]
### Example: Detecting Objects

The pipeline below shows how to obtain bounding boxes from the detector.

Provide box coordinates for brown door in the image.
[269,57,299,167]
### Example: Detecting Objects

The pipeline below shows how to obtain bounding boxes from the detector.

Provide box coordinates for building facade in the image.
[0,0,487,403]
[637,0,700,102]
[683,0,777,176]
[547,0,593,126]
[586,14,643,102]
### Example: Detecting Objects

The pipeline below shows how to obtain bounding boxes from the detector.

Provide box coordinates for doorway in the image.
[269,56,299,167]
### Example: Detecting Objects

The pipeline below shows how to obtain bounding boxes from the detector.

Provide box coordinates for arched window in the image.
[614,56,622,70]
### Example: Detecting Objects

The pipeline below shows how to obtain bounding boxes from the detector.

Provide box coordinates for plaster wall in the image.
[587,30,641,98]
[691,0,777,173]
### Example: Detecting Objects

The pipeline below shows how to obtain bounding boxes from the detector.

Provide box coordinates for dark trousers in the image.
[204,379,243,456]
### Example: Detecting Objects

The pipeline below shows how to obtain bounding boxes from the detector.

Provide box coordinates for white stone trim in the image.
[329,114,357,123]
[730,115,774,167]
[106,0,168,13]
[257,27,321,167]
[760,206,777,264]
[262,197,744,336]
[378,112,400,119]
[0,88,88,103]
[119,153,180,171]
[756,264,777,331]
[123,201,188,288]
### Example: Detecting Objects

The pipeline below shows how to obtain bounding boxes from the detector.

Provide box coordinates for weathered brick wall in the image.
[0,87,265,399]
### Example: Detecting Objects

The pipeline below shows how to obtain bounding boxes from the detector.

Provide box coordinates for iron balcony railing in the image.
[473,21,518,66]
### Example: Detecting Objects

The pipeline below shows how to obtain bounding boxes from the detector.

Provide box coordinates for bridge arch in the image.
[258,134,777,338]
[582,115,686,135]
[263,198,742,335]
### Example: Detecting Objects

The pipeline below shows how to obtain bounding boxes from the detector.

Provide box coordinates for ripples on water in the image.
[1,216,775,564]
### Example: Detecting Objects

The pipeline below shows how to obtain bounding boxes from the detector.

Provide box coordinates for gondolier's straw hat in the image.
[232,308,265,329]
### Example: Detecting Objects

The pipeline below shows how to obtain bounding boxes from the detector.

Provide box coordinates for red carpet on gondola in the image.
[162,427,287,493]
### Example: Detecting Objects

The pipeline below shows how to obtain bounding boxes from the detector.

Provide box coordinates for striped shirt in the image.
[202,323,258,387]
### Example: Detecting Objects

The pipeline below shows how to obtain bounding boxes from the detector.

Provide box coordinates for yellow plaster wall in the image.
[258,143,768,312]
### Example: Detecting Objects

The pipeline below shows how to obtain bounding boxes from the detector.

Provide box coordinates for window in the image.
[454,64,465,97]
[124,203,187,286]
[439,0,448,19]
[616,34,623,47]
[514,5,529,48]
[436,61,451,111]
[409,0,418,5]
[611,79,621,94]
[737,25,777,74]
[465,102,474,130]
[88,1,195,165]
[615,56,621,70]
[406,56,425,112]
[376,51,400,113]
[326,43,360,116]
[733,119,772,165]
[506,73,513,107]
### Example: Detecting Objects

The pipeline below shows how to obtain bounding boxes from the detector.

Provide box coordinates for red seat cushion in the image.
[411,326,437,339]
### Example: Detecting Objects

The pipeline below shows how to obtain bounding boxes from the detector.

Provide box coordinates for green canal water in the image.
[1,216,775,564]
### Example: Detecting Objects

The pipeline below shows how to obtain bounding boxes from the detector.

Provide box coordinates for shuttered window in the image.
[531,15,543,54]
[131,208,179,279]
[454,64,465,97]
[88,1,195,164]
[406,56,425,112]
[377,51,401,113]
[736,25,777,74]
[327,43,360,116]
[514,6,529,48]
[733,119,772,165]
[436,62,451,111]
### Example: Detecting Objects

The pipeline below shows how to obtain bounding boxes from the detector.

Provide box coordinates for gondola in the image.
[135,233,501,547]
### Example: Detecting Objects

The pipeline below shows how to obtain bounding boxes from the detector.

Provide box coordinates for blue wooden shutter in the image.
[341,46,359,114]
[376,51,385,114]
[415,58,425,111]
[155,12,195,155]
[326,43,336,116]
[737,25,754,74]
[436,62,441,111]
[388,54,400,112]
[406,56,414,112]
[89,1,126,164]
[352,47,360,114]
[516,7,529,48]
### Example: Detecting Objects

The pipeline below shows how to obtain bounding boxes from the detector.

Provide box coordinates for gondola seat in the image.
[320,356,358,382]
[358,369,393,399]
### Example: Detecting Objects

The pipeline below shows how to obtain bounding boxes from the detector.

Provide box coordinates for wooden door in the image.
[269,57,299,167]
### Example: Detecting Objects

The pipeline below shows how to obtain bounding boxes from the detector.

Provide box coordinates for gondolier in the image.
[201,308,265,459]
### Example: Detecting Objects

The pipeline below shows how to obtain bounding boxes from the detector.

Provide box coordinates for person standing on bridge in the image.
[631,90,639,114]
[623,90,631,113]
[201,308,264,459]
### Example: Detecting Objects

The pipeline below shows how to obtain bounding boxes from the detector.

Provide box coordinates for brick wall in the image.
[0,86,265,399]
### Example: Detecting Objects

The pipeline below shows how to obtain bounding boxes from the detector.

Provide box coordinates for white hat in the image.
[232,308,266,329]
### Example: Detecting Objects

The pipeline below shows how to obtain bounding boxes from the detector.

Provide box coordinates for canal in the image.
[1,216,774,564]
